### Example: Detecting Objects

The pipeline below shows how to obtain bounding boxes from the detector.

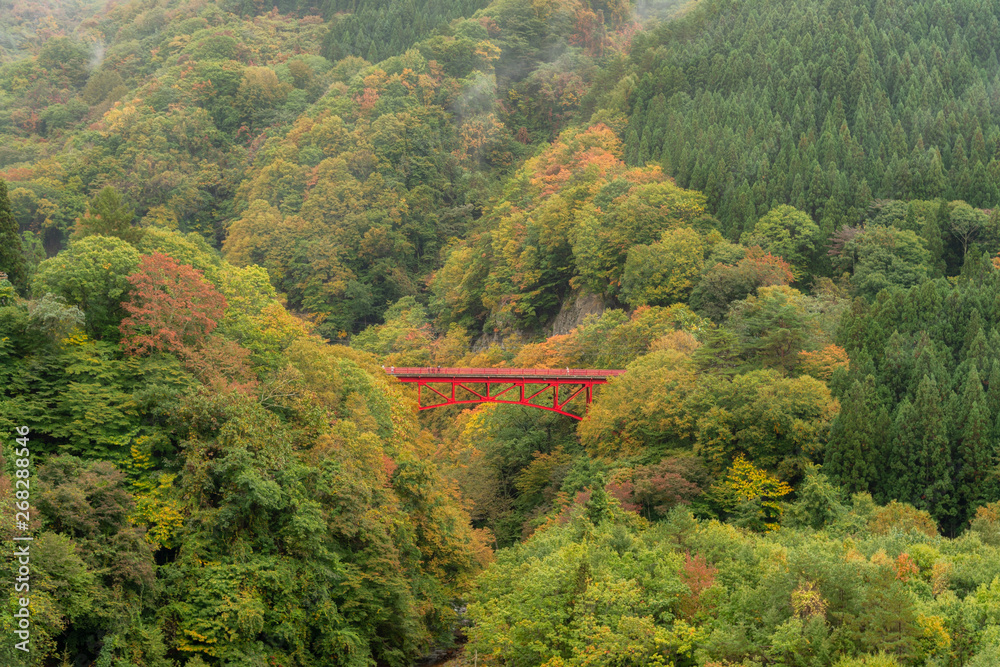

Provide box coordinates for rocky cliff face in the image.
[549,289,605,336]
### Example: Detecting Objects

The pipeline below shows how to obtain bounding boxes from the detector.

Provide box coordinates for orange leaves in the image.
[454,113,509,167]
[512,333,579,369]
[526,123,634,197]
[354,87,380,114]
[895,553,919,582]
[569,6,608,57]
[868,501,939,537]
[0,166,34,182]
[798,344,850,380]
[742,246,795,283]
[930,561,952,596]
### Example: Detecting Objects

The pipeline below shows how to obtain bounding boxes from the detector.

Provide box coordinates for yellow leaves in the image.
[621,226,705,307]
[515,446,574,497]
[845,547,866,563]
[167,34,192,50]
[716,455,792,531]
[581,349,697,458]
[103,102,138,135]
[791,581,828,620]
[127,436,186,547]
[61,330,90,347]
[362,69,389,90]
[930,560,953,596]
[917,614,952,652]
[177,629,219,658]
[868,500,939,537]
[474,40,502,66]
[133,473,185,549]
[722,455,793,502]
[797,344,850,381]
[462,402,500,443]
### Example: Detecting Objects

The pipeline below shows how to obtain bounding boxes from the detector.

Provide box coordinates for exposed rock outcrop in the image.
[549,289,605,336]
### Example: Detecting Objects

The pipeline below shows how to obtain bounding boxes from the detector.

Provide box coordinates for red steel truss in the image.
[385,367,625,420]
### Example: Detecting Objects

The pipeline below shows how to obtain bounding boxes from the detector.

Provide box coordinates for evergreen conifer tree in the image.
[986,359,1000,424]
[957,398,995,521]
[825,376,888,495]
[912,375,956,528]
[887,398,919,503]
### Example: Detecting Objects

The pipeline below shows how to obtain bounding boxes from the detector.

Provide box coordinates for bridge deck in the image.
[384,366,626,381]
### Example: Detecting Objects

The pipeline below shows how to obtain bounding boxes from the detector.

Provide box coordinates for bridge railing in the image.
[385,366,626,378]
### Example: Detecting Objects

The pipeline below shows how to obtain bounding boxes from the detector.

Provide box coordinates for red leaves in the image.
[679,552,718,619]
[740,246,795,285]
[605,457,708,519]
[354,88,380,114]
[120,253,258,392]
[382,454,398,483]
[569,7,607,57]
[120,253,227,356]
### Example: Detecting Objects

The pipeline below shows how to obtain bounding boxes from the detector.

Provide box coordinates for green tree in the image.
[955,367,997,520]
[740,205,821,275]
[73,186,141,244]
[911,375,955,527]
[725,285,818,372]
[579,349,698,459]
[948,201,989,257]
[885,398,920,503]
[466,511,686,665]
[850,227,932,299]
[620,227,705,307]
[0,179,27,294]
[692,369,836,479]
[825,376,890,496]
[32,236,141,339]
[690,247,794,322]
[34,456,161,664]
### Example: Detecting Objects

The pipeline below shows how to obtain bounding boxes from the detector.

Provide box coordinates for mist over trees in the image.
[3,0,1000,664]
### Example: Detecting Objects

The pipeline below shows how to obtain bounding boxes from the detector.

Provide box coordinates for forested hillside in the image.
[617,0,1000,239]
[4,0,1000,664]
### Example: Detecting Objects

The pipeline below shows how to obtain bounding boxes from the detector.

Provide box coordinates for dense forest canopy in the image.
[3,0,1000,665]
[617,0,1000,240]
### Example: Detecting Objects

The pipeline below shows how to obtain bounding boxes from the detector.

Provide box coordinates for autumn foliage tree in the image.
[690,247,794,321]
[711,454,794,531]
[119,253,227,356]
[605,456,708,519]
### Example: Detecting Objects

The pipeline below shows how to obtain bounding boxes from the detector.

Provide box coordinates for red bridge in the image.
[385,367,626,420]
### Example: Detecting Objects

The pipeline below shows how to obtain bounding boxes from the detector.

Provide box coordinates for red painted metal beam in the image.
[386,366,625,380]
[383,367,625,420]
